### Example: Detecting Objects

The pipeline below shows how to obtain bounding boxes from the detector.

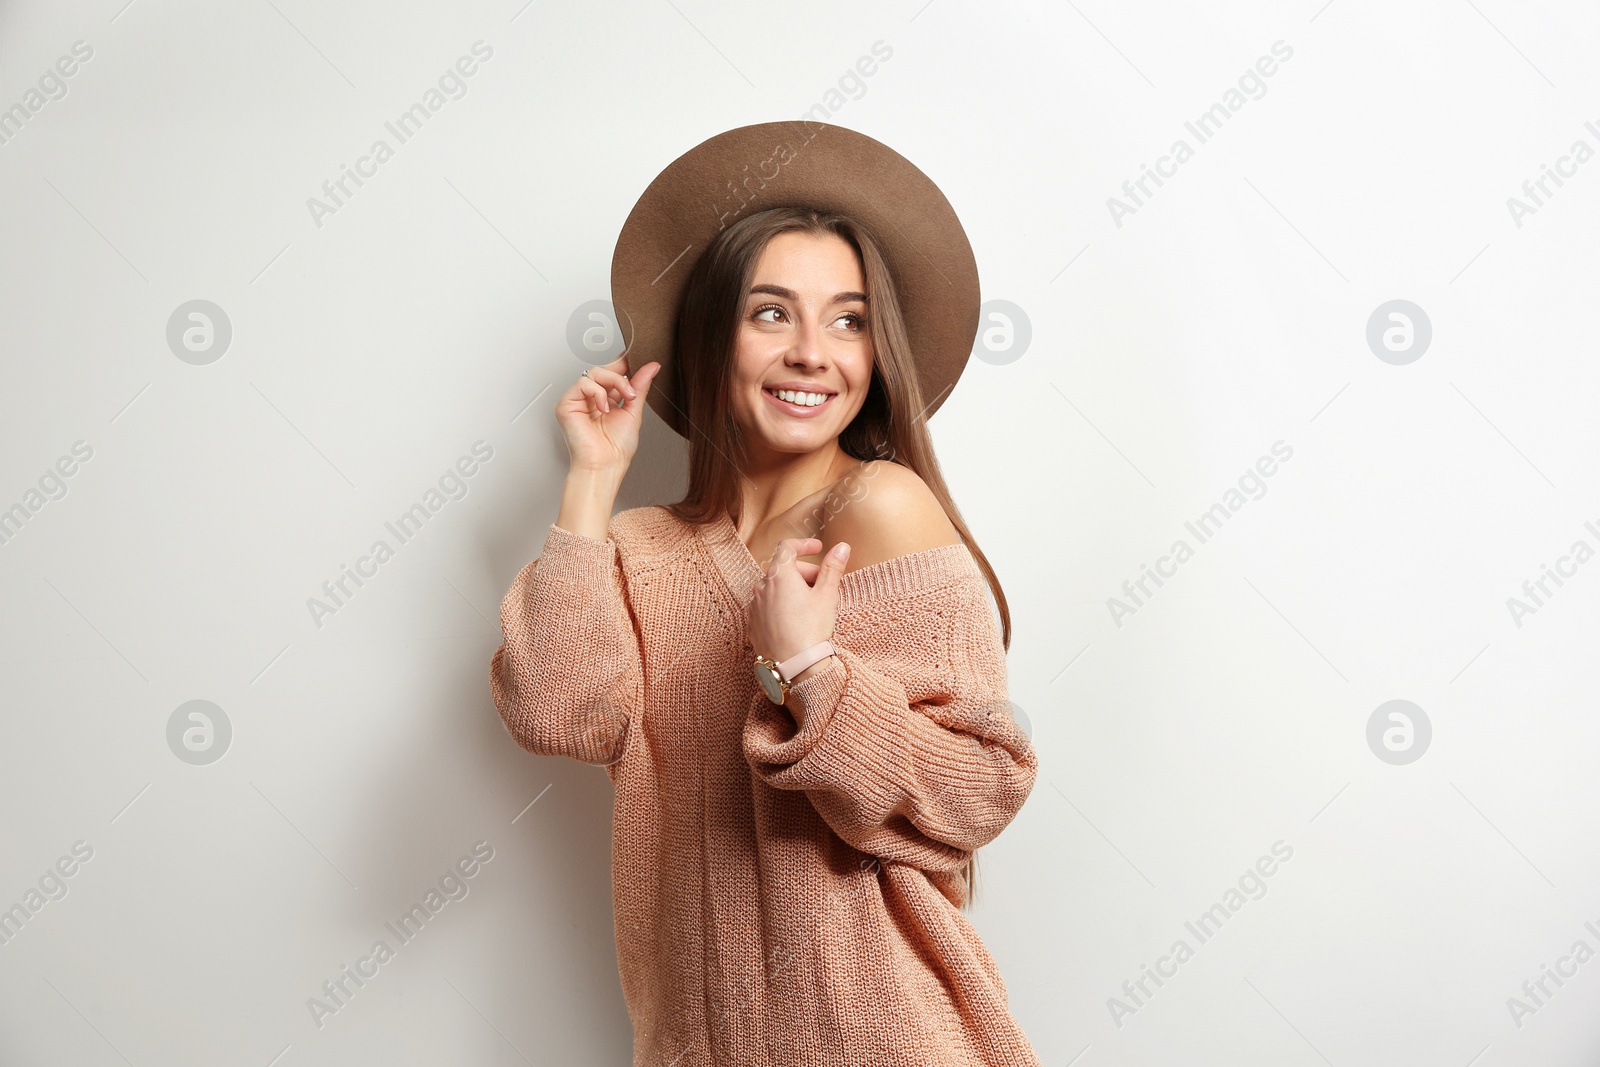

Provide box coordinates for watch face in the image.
[755,661,786,704]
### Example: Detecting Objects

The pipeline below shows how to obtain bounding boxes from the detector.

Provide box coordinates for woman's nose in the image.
[789,318,826,365]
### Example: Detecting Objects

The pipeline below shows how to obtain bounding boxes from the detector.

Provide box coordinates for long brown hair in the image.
[660,204,1011,909]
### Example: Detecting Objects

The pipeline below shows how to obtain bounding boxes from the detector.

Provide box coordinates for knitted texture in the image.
[490,505,1041,1066]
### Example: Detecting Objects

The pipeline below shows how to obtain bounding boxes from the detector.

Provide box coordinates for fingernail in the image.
[832,542,849,558]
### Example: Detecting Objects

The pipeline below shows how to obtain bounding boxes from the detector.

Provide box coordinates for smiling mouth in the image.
[763,386,836,408]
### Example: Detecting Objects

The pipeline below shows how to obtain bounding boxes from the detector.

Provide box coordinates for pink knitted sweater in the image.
[489,504,1041,1066]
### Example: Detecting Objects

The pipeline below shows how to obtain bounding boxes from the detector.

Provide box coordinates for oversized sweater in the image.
[489,504,1042,1066]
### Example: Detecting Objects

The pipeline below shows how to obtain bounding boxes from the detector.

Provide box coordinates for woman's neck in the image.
[733,442,862,539]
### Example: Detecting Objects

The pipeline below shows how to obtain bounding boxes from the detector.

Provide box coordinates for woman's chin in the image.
[750,425,836,455]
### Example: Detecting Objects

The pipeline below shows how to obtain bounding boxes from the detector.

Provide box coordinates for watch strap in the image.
[776,640,836,683]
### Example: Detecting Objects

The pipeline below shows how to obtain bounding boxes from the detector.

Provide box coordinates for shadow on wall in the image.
[372,399,687,1056]
[610,395,691,515]
[377,663,634,1061]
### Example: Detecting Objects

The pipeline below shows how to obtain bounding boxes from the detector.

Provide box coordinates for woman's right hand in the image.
[555,354,662,476]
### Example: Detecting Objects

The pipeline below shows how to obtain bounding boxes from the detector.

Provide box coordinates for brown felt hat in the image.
[609,120,980,439]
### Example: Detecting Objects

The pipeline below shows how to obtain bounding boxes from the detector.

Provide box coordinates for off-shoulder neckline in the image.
[704,508,977,608]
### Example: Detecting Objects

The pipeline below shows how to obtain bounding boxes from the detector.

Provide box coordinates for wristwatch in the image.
[753,640,837,705]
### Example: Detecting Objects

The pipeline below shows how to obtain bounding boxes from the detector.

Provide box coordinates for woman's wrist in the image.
[784,654,838,729]
[789,653,838,687]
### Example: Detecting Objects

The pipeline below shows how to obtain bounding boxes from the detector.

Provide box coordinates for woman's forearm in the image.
[555,466,625,542]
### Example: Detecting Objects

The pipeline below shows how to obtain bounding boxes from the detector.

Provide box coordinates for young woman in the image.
[491,126,1040,1066]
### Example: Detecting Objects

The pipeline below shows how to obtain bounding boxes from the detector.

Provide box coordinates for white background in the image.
[2,0,1598,1064]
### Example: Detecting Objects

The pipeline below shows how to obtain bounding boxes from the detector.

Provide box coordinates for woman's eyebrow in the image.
[748,283,868,304]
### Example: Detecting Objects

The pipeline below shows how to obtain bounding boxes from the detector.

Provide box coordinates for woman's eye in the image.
[750,305,865,330]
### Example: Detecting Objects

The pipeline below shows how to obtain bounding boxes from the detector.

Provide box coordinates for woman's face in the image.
[729,230,874,458]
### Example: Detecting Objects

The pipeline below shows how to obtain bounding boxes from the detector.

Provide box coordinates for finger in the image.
[592,381,626,408]
[586,364,638,400]
[612,361,659,422]
[766,546,796,576]
[576,375,610,414]
[792,561,821,584]
[815,540,850,597]
[630,361,661,405]
[774,538,823,567]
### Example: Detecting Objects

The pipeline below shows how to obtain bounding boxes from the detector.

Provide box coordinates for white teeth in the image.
[769,388,830,406]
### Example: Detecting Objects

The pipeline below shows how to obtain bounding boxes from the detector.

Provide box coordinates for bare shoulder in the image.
[822,461,962,574]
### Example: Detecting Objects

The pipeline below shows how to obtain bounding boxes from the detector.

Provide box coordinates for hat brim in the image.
[609,120,979,440]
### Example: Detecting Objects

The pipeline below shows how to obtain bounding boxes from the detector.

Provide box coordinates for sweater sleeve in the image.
[741,577,1037,872]
[489,521,644,766]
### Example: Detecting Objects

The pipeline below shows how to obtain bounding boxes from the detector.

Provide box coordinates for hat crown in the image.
[610,120,980,439]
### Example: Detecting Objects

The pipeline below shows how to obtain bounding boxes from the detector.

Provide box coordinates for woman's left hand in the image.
[748,537,851,677]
